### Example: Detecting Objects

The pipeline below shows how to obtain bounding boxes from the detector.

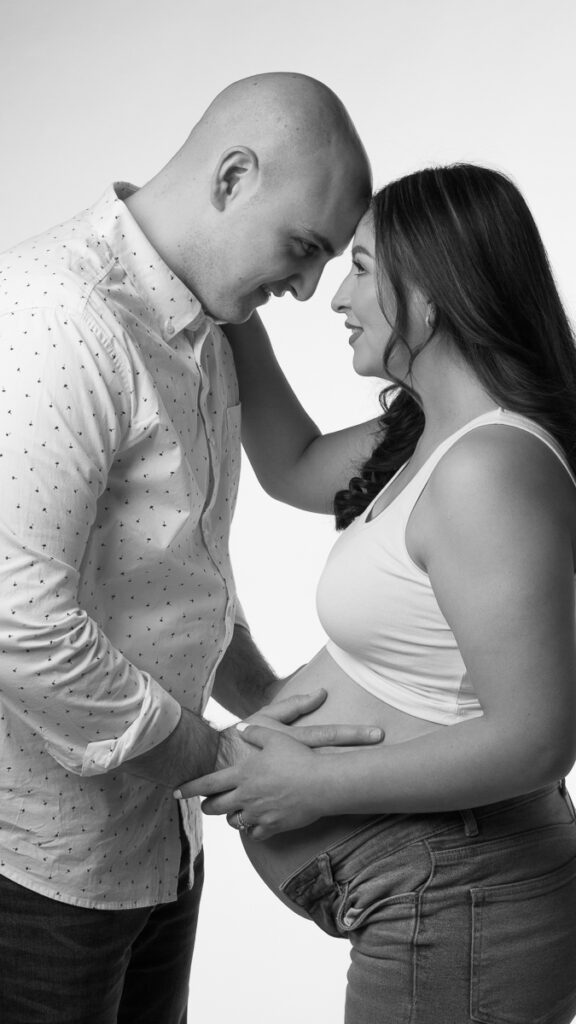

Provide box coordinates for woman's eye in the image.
[352,259,366,275]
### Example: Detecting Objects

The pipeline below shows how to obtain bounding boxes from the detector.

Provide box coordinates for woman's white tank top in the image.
[316,408,576,725]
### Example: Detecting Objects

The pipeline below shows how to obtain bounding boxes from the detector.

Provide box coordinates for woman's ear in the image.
[210,147,259,212]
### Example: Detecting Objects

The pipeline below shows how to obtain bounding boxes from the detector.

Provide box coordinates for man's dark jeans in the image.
[0,849,204,1024]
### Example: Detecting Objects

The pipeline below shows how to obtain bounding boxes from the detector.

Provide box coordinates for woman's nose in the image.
[331,276,350,313]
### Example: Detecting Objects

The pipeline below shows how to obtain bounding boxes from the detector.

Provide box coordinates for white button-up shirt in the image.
[0,183,241,908]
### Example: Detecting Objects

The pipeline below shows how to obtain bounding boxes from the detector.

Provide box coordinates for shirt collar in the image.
[88,182,209,344]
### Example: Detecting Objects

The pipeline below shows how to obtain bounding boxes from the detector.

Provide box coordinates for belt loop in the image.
[317,852,336,887]
[460,809,479,837]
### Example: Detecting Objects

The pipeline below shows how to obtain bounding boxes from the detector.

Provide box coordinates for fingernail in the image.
[236,723,248,732]
[370,728,383,740]
[173,789,182,799]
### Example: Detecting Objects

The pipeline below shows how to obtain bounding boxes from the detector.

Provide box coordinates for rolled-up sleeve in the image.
[0,306,181,774]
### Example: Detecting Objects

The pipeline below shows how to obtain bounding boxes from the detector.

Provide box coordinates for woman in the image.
[184,165,576,1023]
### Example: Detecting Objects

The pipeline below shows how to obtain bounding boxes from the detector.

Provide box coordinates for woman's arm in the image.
[180,429,576,836]
[224,315,380,512]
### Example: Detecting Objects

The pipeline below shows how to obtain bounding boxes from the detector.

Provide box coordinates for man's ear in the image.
[211,147,259,211]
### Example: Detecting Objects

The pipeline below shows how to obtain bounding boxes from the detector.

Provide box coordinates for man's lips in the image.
[260,284,294,301]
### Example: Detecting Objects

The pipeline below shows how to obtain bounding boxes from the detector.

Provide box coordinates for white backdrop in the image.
[2,1,576,1020]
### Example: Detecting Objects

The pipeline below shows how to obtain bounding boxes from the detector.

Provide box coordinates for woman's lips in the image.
[346,323,363,344]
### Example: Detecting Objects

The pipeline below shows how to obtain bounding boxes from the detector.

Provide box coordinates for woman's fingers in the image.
[201,793,239,816]
[174,766,237,800]
[173,719,384,806]
[173,725,279,800]
[242,824,266,841]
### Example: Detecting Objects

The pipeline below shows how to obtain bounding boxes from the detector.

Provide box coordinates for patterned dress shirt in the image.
[0,183,241,908]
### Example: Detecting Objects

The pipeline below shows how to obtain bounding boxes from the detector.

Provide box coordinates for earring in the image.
[425,303,437,329]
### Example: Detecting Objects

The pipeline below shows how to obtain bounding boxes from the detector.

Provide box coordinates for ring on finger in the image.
[228,809,249,832]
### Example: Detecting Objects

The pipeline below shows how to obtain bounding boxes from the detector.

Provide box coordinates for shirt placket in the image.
[190,326,237,700]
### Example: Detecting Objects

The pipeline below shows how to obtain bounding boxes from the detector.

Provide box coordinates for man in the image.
[0,73,373,1022]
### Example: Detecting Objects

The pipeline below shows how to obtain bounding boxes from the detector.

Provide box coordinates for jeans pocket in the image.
[337,839,432,938]
[338,889,419,933]
[470,852,576,1024]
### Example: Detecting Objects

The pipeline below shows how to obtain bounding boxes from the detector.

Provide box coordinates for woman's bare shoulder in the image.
[428,423,576,519]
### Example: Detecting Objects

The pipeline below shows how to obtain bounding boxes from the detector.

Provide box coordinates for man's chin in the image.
[207,293,264,325]
[225,311,255,325]
[203,308,249,326]
[223,303,263,325]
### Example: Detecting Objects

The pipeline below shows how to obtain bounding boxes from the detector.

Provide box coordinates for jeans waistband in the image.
[459,779,575,836]
[281,781,575,893]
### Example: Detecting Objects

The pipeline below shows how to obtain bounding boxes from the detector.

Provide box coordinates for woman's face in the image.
[332,212,423,379]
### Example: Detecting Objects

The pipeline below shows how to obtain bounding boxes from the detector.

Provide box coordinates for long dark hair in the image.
[334,163,576,529]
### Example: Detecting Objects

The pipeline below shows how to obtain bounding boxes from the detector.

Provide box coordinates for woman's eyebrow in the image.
[351,245,373,258]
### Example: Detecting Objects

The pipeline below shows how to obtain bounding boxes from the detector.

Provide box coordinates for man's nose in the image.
[294,263,325,302]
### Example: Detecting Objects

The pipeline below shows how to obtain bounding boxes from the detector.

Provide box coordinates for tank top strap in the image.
[390,407,576,523]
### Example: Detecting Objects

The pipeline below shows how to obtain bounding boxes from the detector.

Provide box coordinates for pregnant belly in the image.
[240,645,444,913]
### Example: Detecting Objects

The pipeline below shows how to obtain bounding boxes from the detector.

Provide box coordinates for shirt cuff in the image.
[79,680,182,776]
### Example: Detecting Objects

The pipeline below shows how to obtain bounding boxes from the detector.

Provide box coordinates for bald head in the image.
[185,72,371,189]
[127,72,372,321]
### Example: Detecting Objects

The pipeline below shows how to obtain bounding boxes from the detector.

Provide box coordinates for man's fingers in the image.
[235,721,384,748]
[174,767,237,800]
[289,723,384,747]
[258,689,327,724]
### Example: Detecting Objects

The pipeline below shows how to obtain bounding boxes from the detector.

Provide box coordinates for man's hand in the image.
[174,689,384,839]
[215,688,382,770]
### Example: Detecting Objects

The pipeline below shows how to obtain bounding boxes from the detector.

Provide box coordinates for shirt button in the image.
[166,322,175,337]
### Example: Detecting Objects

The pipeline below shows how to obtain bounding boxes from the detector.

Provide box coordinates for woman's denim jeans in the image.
[280,782,576,1024]
[0,848,204,1024]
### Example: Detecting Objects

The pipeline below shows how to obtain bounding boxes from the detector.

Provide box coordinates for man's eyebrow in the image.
[351,244,373,258]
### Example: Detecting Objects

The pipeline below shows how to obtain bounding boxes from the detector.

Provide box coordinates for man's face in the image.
[204,154,369,323]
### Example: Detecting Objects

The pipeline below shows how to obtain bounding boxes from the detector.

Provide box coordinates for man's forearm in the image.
[121,706,221,790]
[121,626,280,788]
[211,623,281,718]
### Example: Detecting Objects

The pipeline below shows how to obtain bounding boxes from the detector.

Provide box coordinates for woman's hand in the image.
[176,720,340,839]
[174,689,383,839]
[184,724,327,839]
